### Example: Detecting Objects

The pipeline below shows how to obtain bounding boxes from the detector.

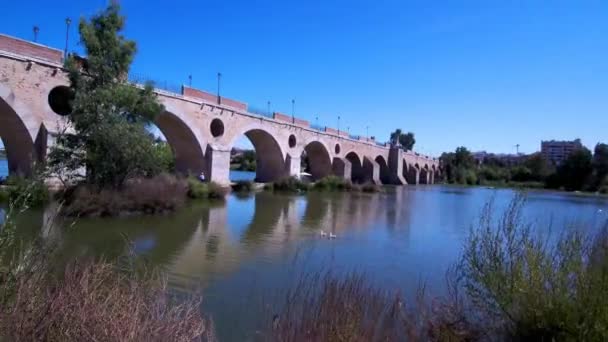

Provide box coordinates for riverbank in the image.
[2,193,608,340]
[442,181,608,198]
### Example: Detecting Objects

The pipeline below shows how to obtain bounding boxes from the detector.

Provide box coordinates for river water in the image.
[2,162,608,340]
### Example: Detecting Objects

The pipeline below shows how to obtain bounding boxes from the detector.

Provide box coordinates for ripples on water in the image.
[2,182,608,340]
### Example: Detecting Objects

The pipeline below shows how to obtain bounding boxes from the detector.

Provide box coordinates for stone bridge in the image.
[0,33,439,185]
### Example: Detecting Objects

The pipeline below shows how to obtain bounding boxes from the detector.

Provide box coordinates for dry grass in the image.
[270,272,476,342]
[0,258,214,341]
[61,174,188,217]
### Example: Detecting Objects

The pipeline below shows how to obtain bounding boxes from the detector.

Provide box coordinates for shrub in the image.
[455,195,608,340]
[232,180,254,193]
[187,177,228,200]
[62,174,187,217]
[270,272,474,341]
[313,176,353,191]
[361,182,381,193]
[5,176,49,207]
[272,177,309,192]
[0,259,215,341]
[0,188,7,203]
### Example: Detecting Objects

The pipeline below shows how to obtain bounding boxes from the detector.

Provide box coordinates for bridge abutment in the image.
[205,147,231,185]
[332,157,352,181]
[362,157,381,184]
[388,148,407,185]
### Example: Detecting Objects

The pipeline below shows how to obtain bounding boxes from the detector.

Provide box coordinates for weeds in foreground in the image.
[61,174,188,217]
[187,177,228,200]
[0,196,214,341]
[271,177,310,193]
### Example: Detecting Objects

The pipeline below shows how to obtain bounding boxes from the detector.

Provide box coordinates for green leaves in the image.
[50,3,167,189]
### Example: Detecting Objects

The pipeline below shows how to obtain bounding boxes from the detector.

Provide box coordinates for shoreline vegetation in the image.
[3,189,608,340]
[441,145,608,195]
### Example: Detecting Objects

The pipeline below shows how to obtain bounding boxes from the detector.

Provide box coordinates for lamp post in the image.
[315,116,318,127]
[188,75,192,87]
[337,115,341,135]
[291,99,295,123]
[366,126,369,141]
[33,26,39,42]
[217,72,222,105]
[267,101,271,116]
[64,18,71,58]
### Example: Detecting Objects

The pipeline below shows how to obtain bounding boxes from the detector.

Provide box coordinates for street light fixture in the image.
[337,115,341,135]
[217,72,222,105]
[291,99,295,123]
[188,75,192,87]
[267,101,271,116]
[33,26,39,42]
[64,18,71,58]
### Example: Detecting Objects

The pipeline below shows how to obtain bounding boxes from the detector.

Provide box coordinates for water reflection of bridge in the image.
[22,189,423,290]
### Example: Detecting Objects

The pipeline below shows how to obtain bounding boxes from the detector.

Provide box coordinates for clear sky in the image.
[1,0,607,156]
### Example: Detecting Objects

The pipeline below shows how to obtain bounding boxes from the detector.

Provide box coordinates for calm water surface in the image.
[2,167,608,340]
[0,159,6,178]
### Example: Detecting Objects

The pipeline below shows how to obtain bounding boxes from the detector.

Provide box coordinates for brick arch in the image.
[374,155,391,184]
[303,140,332,180]
[345,151,363,183]
[155,106,207,176]
[0,82,43,176]
[225,123,286,182]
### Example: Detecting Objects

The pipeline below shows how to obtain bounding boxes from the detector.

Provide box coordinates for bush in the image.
[5,176,49,207]
[187,177,228,200]
[361,182,381,193]
[232,180,254,193]
[270,272,474,341]
[62,174,187,217]
[455,195,608,340]
[313,176,353,191]
[0,188,7,203]
[272,177,310,192]
[0,258,215,341]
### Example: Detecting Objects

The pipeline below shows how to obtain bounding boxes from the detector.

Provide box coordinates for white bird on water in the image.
[319,230,327,237]
[329,232,337,239]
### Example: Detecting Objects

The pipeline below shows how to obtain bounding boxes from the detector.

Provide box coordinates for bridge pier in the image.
[388,147,407,185]
[362,157,381,184]
[205,146,231,185]
[332,157,352,181]
[405,165,420,185]
[285,154,301,179]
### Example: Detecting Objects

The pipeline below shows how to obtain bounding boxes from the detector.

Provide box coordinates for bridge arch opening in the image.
[230,129,285,182]
[345,151,363,183]
[154,110,206,176]
[375,155,391,184]
[48,86,74,116]
[420,164,430,184]
[302,141,332,181]
[403,161,420,185]
[0,95,38,178]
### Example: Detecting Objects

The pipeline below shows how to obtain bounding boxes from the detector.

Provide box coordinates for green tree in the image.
[554,148,593,191]
[592,143,608,189]
[523,153,552,181]
[49,4,165,188]
[389,129,416,151]
[440,147,476,184]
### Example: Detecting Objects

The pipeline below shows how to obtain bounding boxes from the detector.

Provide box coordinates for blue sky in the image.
[1,1,607,156]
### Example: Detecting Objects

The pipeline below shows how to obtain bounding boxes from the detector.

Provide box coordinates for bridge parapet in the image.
[0,34,63,65]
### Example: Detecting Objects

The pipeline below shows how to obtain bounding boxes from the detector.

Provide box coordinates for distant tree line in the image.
[230,149,256,171]
[440,143,608,193]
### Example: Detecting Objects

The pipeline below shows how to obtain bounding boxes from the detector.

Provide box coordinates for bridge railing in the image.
[310,123,325,132]
[129,73,182,95]
[349,134,360,140]
[247,105,274,119]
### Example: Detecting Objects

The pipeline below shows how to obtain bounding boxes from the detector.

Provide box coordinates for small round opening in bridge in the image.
[210,118,224,137]
[48,86,74,116]
[288,135,296,148]
[334,144,341,154]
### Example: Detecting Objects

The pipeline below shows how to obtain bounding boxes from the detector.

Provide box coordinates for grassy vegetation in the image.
[232,180,255,193]
[312,175,354,191]
[0,194,215,341]
[186,177,228,200]
[270,195,608,341]
[61,174,188,217]
[3,176,50,207]
[269,177,311,193]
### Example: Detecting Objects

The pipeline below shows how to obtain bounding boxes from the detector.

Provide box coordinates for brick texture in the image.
[182,86,247,111]
[0,35,63,64]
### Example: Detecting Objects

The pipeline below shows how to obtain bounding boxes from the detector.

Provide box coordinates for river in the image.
[1,162,608,339]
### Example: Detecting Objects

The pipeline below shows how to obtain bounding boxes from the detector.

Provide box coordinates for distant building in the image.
[472,151,528,167]
[541,139,582,165]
